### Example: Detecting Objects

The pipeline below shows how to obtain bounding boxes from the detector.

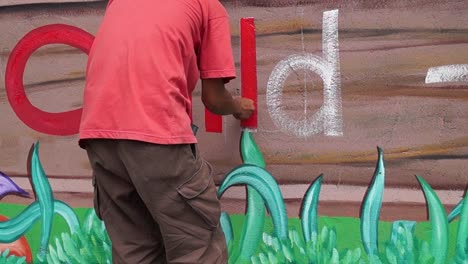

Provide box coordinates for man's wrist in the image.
[232,97,243,116]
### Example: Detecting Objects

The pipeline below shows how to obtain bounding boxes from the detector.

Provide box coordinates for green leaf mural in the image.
[300,174,323,243]
[0,249,27,264]
[254,227,364,264]
[0,140,465,264]
[0,201,78,244]
[218,164,288,239]
[383,220,434,264]
[31,142,55,260]
[0,142,80,262]
[448,198,465,223]
[452,190,468,263]
[220,212,234,246]
[416,176,449,264]
[230,131,267,263]
[240,131,266,168]
[43,209,111,264]
[360,147,385,256]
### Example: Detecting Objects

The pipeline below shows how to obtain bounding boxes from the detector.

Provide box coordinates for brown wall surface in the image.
[0,1,467,205]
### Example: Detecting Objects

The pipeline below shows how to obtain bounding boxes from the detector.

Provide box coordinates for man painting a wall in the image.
[0,0,467,263]
[79,0,254,263]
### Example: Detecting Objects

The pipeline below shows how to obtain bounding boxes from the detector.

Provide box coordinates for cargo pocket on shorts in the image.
[176,160,221,229]
[92,174,103,220]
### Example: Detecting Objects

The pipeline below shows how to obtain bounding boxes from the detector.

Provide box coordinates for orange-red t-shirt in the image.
[79,0,236,145]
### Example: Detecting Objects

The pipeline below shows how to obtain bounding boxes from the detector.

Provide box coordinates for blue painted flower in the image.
[0,171,29,199]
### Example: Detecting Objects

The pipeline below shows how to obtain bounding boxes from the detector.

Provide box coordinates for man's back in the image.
[80,0,235,145]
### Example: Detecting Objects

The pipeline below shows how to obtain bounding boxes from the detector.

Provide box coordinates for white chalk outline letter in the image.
[266,9,342,137]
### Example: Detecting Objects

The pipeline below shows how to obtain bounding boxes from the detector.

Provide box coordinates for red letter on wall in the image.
[5,24,94,136]
[204,18,258,132]
[240,18,258,130]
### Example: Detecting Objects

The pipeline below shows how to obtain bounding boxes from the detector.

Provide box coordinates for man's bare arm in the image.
[201,78,254,120]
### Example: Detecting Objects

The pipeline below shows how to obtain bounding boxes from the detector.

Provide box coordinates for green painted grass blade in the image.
[53,200,80,234]
[360,147,385,255]
[0,201,40,242]
[300,174,323,243]
[218,164,288,239]
[220,212,233,246]
[234,188,265,263]
[31,142,55,259]
[448,198,465,222]
[416,175,449,264]
[390,220,416,245]
[231,131,267,263]
[83,209,98,233]
[240,131,265,167]
[454,191,467,261]
[61,232,86,263]
[0,186,78,254]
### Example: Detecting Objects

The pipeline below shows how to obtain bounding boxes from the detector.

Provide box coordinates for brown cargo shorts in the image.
[84,139,228,264]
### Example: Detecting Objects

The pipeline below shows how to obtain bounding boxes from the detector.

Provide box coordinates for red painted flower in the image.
[0,215,32,263]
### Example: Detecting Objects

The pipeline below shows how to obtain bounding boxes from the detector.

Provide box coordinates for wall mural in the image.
[0,133,466,263]
[0,0,467,263]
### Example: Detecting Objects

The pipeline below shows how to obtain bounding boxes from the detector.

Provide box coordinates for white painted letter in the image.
[266,10,342,138]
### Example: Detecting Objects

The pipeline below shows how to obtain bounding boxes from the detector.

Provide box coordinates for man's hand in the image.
[202,79,256,120]
[233,97,255,120]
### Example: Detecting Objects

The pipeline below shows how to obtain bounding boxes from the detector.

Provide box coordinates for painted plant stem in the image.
[240,131,265,168]
[417,176,449,264]
[454,191,468,262]
[218,164,288,239]
[0,202,40,242]
[360,147,385,256]
[230,131,267,263]
[31,142,55,258]
[0,201,79,243]
[448,198,465,222]
[220,212,234,246]
[0,142,80,261]
[53,200,80,234]
[300,174,323,243]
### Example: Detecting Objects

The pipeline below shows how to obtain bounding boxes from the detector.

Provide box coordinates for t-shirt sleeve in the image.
[198,2,236,82]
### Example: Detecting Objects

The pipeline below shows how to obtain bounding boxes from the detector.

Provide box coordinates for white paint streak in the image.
[266,9,343,138]
[299,7,307,116]
[322,10,343,136]
[425,64,468,83]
